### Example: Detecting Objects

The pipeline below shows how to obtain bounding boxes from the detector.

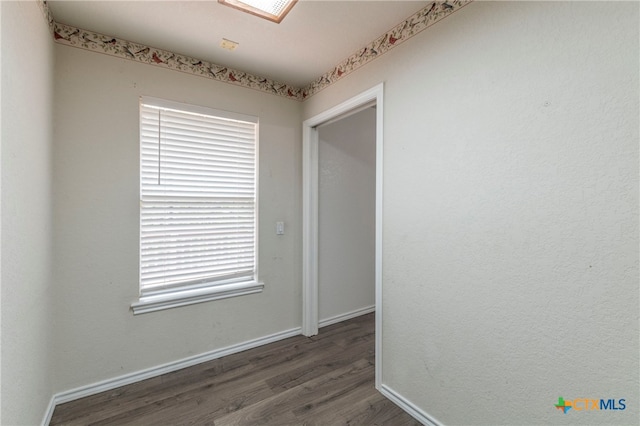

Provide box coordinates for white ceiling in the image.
[47,0,429,88]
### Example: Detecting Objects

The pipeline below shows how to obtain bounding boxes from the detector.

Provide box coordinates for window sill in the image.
[131,280,264,315]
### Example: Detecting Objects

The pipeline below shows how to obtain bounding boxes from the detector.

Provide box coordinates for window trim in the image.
[131,279,264,315]
[132,97,262,315]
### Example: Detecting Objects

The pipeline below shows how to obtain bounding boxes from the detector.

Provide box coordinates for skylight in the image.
[218,0,297,23]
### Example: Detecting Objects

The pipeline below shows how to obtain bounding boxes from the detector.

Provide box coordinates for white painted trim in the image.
[41,396,55,426]
[302,121,319,336]
[141,96,259,124]
[374,85,384,390]
[318,305,375,328]
[131,281,264,315]
[380,384,443,426]
[0,1,3,423]
[301,83,384,391]
[49,327,301,407]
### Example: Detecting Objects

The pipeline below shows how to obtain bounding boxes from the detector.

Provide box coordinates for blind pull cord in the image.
[157,110,162,185]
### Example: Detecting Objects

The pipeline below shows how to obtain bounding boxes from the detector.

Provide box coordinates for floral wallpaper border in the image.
[52,20,305,100]
[303,0,472,99]
[37,0,55,34]
[39,0,471,101]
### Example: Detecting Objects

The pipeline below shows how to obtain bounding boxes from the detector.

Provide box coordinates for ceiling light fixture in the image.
[218,0,297,24]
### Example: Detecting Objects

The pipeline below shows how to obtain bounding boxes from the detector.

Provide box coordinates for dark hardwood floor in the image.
[50,313,421,425]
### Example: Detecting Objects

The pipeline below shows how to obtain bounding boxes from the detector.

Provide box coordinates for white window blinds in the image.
[140,98,258,296]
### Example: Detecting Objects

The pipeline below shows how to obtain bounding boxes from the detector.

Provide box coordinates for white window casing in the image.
[132,97,262,315]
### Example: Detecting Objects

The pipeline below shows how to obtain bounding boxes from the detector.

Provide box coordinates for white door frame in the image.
[302,83,384,389]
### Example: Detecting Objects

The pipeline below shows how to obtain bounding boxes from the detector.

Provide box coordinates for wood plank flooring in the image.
[50,313,421,425]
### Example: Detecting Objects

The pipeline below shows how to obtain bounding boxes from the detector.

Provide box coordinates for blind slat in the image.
[142,254,255,272]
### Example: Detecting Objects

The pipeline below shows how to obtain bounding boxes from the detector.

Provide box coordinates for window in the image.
[132,97,262,315]
[218,0,297,23]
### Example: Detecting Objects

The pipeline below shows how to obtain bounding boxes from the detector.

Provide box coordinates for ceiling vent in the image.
[220,38,239,51]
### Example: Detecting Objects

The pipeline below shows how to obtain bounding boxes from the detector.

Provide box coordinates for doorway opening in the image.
[302,83,383,389]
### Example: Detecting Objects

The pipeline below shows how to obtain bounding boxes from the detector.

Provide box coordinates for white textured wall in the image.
[52,45,302,392]
[1,1,55,424]
[318,107,376,323]
[304,2,639,425]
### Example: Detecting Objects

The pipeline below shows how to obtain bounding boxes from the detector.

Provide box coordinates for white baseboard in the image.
[42,395,56,426]
[379,384,443,426]
[319,305,375,328]
[44,326,301,424]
